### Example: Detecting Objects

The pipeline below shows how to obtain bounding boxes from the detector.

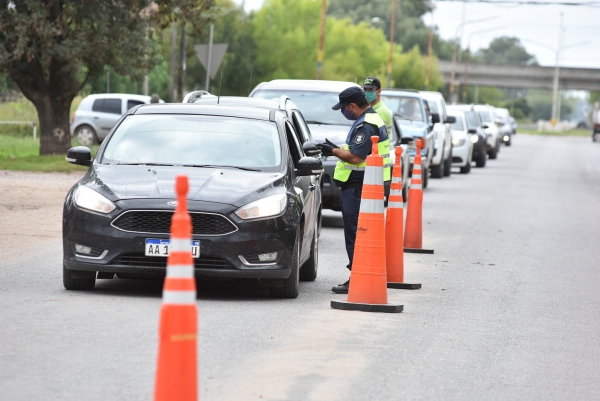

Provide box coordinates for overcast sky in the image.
[234,0,599,69]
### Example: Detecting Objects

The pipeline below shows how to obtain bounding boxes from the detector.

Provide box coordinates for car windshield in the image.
[461,111,480,128]
[450,116,465,131]
[102,115,281,171]
[478,110,493,123]
[381,96,425,122]
[252,90,352,126]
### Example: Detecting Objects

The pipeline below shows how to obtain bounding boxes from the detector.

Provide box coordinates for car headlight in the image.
[470,135,479,143]
[235,193,287,220]
[73,186,116,214]
[452,138,466,147]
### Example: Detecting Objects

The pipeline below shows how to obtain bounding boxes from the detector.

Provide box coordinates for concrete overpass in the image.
[438,60,600,92]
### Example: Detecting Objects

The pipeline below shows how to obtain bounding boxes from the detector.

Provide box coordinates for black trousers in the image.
[340,187,362,271]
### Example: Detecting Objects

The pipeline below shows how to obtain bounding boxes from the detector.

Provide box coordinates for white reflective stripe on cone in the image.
[410,184,423,190]
[388,201,404,208]
[163,290,197,304]
[363,166,383,185]
[344,165,366,171]
[359,198,384,214]
[413,174,422,179]
[391,176,402,183]
[389,188,402,196]
[167,264,194,278]
[170,239,193,252]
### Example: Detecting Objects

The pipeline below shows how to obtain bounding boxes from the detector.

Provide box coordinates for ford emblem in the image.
[167,201,178,207]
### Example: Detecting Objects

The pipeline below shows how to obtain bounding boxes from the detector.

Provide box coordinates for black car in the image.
[62,103,323,298]
[448,105,487,168]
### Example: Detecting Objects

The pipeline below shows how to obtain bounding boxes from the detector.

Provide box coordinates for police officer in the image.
[316,87,391,294]
[363,76,393,133]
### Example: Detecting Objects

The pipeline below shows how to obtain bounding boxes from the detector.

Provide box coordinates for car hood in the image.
[308,124,350,146]
[397,122,428,138]
[80,165,286,207]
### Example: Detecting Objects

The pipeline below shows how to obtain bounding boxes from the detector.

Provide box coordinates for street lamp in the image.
[461,26,505,102]
[449,15,500,102]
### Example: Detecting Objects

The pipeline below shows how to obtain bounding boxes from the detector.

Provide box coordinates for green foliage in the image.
[0,154,89,172]
[527,90,573,121]
[390,46,443,90]
[477,37,537,65]
[503,98,532,120]
[589,92,600,105]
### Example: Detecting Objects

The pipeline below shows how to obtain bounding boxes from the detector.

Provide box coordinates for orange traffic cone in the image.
[404,140,434,254]
[154,175,198,401]
[331,136,403,313]
[386,146,422,290]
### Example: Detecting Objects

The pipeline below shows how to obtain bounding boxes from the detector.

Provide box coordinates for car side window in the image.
[285,121,303,165]
[92,99,104,112]
[103,99,123,114]
[127,100,145,110]
[291,111,312,143]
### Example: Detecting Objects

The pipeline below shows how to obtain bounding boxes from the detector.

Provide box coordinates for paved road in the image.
[1,135,599,400]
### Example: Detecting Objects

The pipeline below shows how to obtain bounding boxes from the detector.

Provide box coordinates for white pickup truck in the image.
[420,91,455,179]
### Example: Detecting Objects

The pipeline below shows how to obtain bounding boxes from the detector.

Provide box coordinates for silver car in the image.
[70,94,161,146]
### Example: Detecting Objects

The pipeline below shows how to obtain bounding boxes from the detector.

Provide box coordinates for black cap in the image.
[363,76,381,89]
[332,87,367,110]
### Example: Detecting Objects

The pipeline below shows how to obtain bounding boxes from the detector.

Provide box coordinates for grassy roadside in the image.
[0,97,92,172]
[519,128,590,137]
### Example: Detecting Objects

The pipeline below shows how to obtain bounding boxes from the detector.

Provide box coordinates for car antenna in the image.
[217,71,223,105]
[248,69,253,95]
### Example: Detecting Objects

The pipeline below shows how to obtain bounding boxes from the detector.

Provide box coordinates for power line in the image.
[436,0,600,7]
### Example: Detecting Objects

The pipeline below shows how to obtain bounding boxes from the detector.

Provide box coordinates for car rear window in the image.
[127,100,145,110]
[92,98,122,114]
[102,115,281,171]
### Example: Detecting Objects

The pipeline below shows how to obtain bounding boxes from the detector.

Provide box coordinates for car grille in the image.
[112,211,237,236]
[113,253,234,269]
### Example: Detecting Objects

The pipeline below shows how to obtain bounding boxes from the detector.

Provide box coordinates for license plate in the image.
[145,239,200,258]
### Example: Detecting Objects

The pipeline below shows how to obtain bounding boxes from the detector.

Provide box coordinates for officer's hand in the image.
[316,142,335,157]
[325,138,340,150]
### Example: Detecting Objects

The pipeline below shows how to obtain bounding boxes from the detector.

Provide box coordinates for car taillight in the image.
[71,112,76,123]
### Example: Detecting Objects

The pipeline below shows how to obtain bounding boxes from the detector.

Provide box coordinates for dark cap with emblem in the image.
[332,87,367,110]
[363,76,381,89]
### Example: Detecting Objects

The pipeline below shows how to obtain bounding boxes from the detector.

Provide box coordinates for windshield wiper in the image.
[184,164,261,172]
[116,162,176,166]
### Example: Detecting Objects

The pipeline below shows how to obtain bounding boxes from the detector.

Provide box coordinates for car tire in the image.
[443,151,452,177]
[402,181,408,200]
[63,264,96,290]
[488,145,498,160]
[422,166,429,189]
[299,229,318,282]
[269,232,300,298]
[460,155,472,174]
[506,138,512,146]
[475,151,486,168]
[430,159,444,178]
[75,125,98,146]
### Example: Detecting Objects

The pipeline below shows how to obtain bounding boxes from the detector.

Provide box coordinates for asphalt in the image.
[1,134,599,400]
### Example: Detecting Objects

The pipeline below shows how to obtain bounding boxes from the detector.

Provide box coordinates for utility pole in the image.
[386,0,397,88]
[316,0,327,80]
[205,24,214,92]
[449,2,466,102]
[178,23,187,102]
[169,22,177,102]
[551,13,563,123]
[424,6,434,91]
[143,27,149,96]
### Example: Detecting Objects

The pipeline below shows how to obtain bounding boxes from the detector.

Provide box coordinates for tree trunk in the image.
[34,95,73,155]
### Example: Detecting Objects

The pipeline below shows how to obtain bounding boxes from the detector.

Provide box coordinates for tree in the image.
[477,37,537,65]
[0,0,214,155]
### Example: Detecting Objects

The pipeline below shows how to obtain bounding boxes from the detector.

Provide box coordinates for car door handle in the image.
[309,184,316,191]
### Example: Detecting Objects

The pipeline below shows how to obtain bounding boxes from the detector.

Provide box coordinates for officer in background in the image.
[316,87,391,294]
[363,76,392,133]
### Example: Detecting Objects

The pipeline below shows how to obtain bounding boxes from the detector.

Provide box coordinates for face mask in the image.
[342,106,356,120]
[365,91,377,103]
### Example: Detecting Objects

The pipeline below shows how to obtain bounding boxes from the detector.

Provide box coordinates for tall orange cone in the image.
[331,136,403,313]
[386,146,422,290]
[154,175,198,401]
[404,140,434,254]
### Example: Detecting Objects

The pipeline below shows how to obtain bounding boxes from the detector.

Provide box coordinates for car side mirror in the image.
[66,146,92,167]
[444,116,456,124]
[400,136,413,145]
[295,156,323,176]
[302,141,321,157]
[468,128,477,134]
[431,113,440,124]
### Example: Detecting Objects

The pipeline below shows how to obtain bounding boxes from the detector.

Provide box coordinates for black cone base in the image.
[388,282,421,290]
[404,247,434,254]
[331,300,403,313]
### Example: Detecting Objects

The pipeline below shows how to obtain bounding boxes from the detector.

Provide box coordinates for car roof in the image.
[83,93,152,102]
[419,91,445,101]
[132,103,274,120]
[446,108,465,116]
[192,96,299,112]
[252,79,359,93]
[381,89,424,99]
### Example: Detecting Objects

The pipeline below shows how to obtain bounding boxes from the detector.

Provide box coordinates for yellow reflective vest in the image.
[333,112,391,183]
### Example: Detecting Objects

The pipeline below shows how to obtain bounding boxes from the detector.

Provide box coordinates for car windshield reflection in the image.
[102,115,282,172]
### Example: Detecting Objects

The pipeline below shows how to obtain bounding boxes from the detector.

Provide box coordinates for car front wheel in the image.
[430,159,444,178]
[63,264,96,290]
[299,228,318,282]
[443,150,452,177]
[270,232,300,298]
[488,145,498,160]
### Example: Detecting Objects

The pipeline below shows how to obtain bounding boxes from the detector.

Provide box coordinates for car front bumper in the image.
[451,141,471,167]
[63,199,298,280]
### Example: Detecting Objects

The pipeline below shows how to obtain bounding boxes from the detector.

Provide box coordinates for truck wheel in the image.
[299,229,318,282]
[63,264,96,290]
[270,232,300,298]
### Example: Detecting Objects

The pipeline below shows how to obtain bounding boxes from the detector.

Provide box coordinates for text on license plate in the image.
[145,239,200,258]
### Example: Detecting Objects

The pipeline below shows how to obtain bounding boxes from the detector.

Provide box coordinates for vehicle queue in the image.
[63,78,516,298]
